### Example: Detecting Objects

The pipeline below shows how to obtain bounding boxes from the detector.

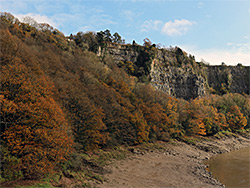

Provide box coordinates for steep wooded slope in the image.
[0,13,249,183]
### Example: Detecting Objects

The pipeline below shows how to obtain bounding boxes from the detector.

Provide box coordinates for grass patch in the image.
[235,129,250,138]
[17,182,53,188]
[57,146,130,187]
[236,129,249,134]
[181,136,200,145]
[89,146,129,167]
[214,130,235,138]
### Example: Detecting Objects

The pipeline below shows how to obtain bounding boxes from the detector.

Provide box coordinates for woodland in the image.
[0,12,249,186]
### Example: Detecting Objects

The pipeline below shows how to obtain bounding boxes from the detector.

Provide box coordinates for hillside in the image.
[0,12,250,186]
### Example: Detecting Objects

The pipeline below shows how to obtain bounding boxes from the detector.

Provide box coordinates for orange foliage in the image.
[1,62,73,179]
[165,97,182,137]
[184,99,207,136]
[129,111,149,144]
[227,106,247,131]
[188,118,206,136]
[79,107,109,151]
[140,102,170,141]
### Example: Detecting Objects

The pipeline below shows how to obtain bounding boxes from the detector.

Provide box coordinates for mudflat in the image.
[98,135,250,188]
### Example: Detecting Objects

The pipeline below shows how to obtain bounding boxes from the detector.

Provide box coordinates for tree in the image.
[22,16,38,29]
[112,32,122,44]
[226,106,247,132]
[103,29,112,42]
[140,102,170,141]
[96,30,104,44]
[82,32,99,52]
[73,32,98,52]
[165,97,183,138]
[96,29,112,44]
[143,38,152,47]
[0,62,73,179]
[214,112,228,131]
[183,99,207,136]
[74,104,109,151]
[130,111,149,144]
[0,12,20,27]
[0,30,21,65]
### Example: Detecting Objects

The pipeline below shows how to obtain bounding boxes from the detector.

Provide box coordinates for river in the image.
[205,147,250,188]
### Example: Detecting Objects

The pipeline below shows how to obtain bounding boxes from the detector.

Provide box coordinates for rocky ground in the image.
[96,134,250,188]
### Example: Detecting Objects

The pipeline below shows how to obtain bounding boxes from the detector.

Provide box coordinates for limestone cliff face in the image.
[150,59,207,100]
[99,44,139,63]
[102,44,250,99]
[207,65,250,95]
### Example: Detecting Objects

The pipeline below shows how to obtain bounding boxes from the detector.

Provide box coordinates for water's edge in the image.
[205,147,250,188]
[98,134,250,188]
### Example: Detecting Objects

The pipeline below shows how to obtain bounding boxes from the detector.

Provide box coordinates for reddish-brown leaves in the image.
[1,62,73,179]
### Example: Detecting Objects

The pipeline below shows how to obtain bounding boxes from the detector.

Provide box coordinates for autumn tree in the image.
[182,99,207,136]
[210,93,250,129]
[130,110,149,144]
[0,12,20,28]
[73,32,97,52]
[71,98,109,151]
[226,106,247,132]
[165,97,183,138]
[22,16,39,29]
[0,62,73,180]
[140,102,170,141]
[213,112,228,131]
[2,15,250,184]
[143,38,152,47]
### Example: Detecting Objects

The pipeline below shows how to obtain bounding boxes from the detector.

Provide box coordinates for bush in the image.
[0,146,23,181]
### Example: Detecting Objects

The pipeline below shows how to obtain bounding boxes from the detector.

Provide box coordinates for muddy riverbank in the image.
[97,134,250,188]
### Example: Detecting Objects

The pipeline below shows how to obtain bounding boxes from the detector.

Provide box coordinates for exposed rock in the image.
[207,65,250,95]
[150,58,207,99]
[102,44,250,99]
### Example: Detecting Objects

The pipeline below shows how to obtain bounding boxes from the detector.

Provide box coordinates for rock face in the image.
[102,44,250,99]
[99,44,139,63]
[207,65,250,95]
[150,59,207,100]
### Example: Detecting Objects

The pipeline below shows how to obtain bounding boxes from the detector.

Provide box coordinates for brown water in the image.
[205,147,250,188]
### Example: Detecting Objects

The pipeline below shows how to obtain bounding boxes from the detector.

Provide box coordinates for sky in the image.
[1,0,250,65]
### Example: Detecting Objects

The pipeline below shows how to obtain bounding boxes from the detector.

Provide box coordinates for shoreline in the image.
[96,134,250,188]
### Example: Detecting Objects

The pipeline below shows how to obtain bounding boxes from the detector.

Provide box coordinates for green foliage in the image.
[72,29,125,53]
[118,60,135,75]
[0,145,23,181]
[214,130,235,138]
[59,147,129,185]
[133,45,156,82]
[235,128,249,135]
[18,182,53,188]
[182,136,199,145]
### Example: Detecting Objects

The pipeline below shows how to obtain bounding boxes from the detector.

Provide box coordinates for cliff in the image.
[101,43,250,99]
[207,65,250,95]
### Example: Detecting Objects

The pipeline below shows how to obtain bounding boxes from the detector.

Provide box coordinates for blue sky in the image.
[1,0,250,65]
